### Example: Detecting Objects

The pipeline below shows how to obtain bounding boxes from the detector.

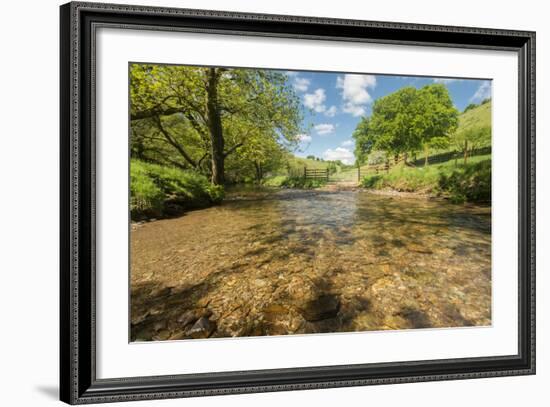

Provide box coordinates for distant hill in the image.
[287,155,331,170]
[457,100,491,142]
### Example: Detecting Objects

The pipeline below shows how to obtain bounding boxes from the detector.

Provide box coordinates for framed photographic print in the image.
[60,1,536,404]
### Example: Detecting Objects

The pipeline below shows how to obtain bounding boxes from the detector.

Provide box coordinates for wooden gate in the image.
[304,167,329,182]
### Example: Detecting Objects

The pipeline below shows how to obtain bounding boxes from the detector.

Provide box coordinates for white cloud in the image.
[303,88,327,113]
[293,77,310,92]
[285,71,299,77]
[323,147,355,164]
[470,81,492,103]
[336,74,376,117]
[341,139,354,147]
[342,104,366,116]
[314,123,335,136]
[296,134,312,143]
[324,105,337,117]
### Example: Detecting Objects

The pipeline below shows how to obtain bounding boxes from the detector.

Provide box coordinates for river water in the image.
[130,188,491,341]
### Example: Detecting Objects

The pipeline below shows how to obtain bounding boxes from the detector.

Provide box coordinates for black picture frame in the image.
[60,1,536,404]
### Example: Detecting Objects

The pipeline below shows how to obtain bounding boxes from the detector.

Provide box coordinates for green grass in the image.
[281,176,327,189]
[361,155,491,203]
[262,175,289,187]
[458,101,491,135]
[286,156,330,171]
[262,174,327,189]
[130,159,224,220]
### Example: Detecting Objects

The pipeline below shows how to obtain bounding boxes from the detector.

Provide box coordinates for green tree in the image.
[463,103,478,113]
[352,117,375,165]
[369,86,421,163]
[416,84,459,165]
[130,64,302,185]
[353,84,458,166]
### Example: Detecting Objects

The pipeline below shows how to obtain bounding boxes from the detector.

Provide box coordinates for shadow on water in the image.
[131,188,491,341]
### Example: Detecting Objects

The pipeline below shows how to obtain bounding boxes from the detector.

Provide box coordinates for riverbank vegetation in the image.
[354,86,491,203]
[130,160,224,219]
[130,64,492,221]
[130,64,307,219]
[361,155,491,203]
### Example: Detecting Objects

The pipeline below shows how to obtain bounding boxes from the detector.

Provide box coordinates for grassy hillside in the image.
[459,100,491,137]
[286,155,331,172]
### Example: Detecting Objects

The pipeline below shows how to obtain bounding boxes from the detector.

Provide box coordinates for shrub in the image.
[360,158,491,204]
[280,176,327,189]
[130,165,164,217]
[130,160,224,219]
[438,159,491,203]
[262,175,288,187]
[361,175,383,188]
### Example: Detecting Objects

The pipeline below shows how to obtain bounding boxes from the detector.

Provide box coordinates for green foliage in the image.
[366,150,387,165]
[360,157,491,203]
[463,103,478,113]
[130,164,165,216]
[205,184,225,204]
[262,175,289,187]
[352,117,374,164]
[438,160,491,203]
[353,84,458,162]
[361,164,440,192]
[130,160,223,219]
[280,176,327,189]
[130,64,302,184]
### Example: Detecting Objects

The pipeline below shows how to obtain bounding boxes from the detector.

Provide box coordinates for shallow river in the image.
[130,188,491,341]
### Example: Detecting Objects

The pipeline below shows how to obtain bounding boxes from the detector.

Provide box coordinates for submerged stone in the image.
[188,317,216,339]
[300,294,341,321]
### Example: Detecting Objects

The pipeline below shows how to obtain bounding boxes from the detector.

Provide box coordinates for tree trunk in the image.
[206,68,225,185]
[254,161,263,183]
[424,144,429,166]
[463,140,468,164]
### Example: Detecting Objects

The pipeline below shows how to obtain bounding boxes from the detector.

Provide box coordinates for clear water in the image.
[130,188,491,341]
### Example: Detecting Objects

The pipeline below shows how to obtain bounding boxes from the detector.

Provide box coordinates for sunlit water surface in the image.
[131,188,491,341]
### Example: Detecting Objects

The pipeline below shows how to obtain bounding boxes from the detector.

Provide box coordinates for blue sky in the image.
[281,70,491,164]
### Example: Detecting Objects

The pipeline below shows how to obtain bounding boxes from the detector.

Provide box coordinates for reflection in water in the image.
[130,189,491,341]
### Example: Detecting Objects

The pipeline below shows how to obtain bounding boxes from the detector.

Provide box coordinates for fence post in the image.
[357,166,361,182]
[304,166,306,179]
[326,168,329,181]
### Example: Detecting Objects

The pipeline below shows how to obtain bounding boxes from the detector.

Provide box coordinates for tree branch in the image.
[153,116,198,168]
[223,142,244,158]
[131,106,181,121]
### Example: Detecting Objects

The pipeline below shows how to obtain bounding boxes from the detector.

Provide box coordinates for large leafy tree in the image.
[416,84,459,165]
[353,84,458,166]
[130,64,301,184]
[369,87,421,162]
[352,117,374,166]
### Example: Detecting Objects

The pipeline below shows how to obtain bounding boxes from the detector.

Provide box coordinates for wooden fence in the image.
[304,167,329,181]
[410,146,491,166]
